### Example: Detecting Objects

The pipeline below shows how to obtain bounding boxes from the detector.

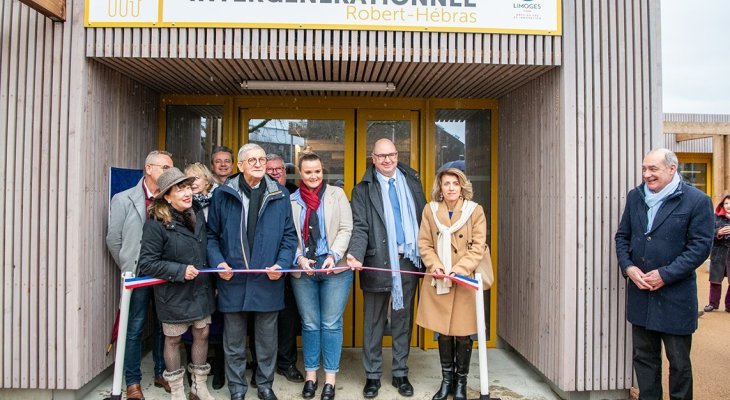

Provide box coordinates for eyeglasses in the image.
[266,167,284,174]
[372,152,398,162]
[149,163,172,170]
[245,157,268,166]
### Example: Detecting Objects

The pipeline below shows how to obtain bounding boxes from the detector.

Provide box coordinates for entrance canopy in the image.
[86,28,560,97]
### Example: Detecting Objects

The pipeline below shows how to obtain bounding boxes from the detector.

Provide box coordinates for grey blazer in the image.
[106,178,147,275]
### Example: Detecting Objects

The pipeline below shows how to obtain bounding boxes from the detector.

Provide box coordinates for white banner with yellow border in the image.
[86,0,561,35]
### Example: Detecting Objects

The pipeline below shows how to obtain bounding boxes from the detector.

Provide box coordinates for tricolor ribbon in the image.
[123,266,480,291]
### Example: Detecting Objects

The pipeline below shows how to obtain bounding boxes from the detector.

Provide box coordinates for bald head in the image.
[371,138,399,177]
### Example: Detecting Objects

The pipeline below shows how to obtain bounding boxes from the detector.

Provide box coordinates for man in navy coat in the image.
[615,148,713,400]
[207,143,298,400]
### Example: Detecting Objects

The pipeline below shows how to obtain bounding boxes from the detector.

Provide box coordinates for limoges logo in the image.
[514,0,542,10]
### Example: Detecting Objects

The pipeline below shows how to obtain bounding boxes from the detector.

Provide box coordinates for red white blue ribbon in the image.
[123,266,480,291]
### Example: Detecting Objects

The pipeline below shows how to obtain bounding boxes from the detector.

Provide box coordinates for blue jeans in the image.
[124,286,166,385]
[291,256,353,373]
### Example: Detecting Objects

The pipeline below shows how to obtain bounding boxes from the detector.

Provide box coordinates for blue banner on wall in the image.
[109,167,143,202]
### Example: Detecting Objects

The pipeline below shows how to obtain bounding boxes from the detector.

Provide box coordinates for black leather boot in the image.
[432,335,455,400]
[453,336,473,400]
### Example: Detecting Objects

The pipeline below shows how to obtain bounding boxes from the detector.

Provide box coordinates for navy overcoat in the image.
[615,181,714,335]
[206,174,298,313]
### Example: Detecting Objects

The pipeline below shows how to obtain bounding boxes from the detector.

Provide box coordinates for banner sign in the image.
[86,0,562,35]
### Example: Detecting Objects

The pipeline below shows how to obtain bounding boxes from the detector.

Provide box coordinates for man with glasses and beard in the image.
[207,143,298,400]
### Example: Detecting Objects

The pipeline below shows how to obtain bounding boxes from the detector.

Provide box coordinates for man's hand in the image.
[643,269,665,291]
[625,266,652,290]
[184,265,199,281]
[217,262,233,281]
[266,264,283,280]
[346,254,363,270]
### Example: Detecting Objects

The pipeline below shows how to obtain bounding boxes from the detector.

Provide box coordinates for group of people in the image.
[107,139,489,400]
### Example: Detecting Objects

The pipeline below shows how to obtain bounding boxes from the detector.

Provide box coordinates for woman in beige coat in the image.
[290,152,353,400]
[415,168,487,400]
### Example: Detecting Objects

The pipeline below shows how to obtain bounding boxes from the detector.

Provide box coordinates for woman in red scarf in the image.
[704,194,730,312]
[289,152,353,400]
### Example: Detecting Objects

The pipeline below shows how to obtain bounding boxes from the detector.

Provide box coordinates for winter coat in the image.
[416,199,486,336]
[106,178,147,274]
[206,174,298,313]
[615,181,714,335]
[290,185,353,274]
[709,202,730,283]
[138,208,215,324]
[348,163,427,293]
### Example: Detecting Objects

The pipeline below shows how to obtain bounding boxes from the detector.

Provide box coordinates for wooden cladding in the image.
[86,28,562,66]
[17,0,64,21]
[498,0,662,394]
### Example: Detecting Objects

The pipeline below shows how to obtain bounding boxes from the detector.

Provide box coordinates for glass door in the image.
[354,110,420,348]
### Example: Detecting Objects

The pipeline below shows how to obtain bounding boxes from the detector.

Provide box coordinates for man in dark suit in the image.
[347,138,427,398]
[615,148,714,400]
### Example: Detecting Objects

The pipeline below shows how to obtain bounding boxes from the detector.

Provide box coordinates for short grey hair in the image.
[266,153,284,163]
[144,150,172,167]
[238,143,265,160]
[664,150,679,168]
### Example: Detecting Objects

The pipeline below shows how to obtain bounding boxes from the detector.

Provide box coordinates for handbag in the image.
[466,216,494,290]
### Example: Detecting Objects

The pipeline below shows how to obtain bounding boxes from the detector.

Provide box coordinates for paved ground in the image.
[85,347,560,400]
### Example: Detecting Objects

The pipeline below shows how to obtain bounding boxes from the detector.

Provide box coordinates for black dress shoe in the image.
[363,378,381,398]
[392,376,414,397]
[276,364,305,383]
[213,371,226,390]
[321,383,335,400]
[258,387,279,400]
[302,380,318,399]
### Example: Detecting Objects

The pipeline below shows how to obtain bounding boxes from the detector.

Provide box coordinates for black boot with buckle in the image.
[453,336,473,400]
[432,335,455,400]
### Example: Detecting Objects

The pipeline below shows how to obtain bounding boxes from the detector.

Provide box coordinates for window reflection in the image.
[166,105,224,168]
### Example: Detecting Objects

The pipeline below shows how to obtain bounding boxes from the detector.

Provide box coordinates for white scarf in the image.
[429,199,478,295]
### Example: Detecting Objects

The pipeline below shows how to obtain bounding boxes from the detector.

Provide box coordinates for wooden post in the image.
[713,136,725,203]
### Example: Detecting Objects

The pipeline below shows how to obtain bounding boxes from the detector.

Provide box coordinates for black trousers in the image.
[632,325,693,400]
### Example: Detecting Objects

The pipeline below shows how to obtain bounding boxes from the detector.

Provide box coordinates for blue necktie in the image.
[388,178,405,245]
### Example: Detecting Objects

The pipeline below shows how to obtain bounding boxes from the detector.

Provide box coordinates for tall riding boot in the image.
[454,336,473,400]
[163,368,186,400]
[188,363,215,400]
[432,335,455,400]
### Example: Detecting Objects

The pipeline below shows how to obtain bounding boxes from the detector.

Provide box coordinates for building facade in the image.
[0,0,663,398]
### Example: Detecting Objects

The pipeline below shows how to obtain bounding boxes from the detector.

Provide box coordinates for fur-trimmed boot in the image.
[163,368,186,400]
[432,335,455,400]
[453,336,473,400]
[188,363,215,400]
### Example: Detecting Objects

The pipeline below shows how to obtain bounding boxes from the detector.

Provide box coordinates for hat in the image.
[155,167,196,199]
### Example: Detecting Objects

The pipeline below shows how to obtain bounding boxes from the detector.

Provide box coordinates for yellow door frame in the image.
[158,95,500,348]
[676,152,713,197]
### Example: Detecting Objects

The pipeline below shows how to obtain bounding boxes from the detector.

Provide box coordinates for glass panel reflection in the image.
[248,119,346,187]
[166,105,224,168]
[679,162,709,194]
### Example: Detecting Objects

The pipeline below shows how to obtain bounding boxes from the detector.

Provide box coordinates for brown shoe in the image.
[126,384,145,400]
[155,374,172,393]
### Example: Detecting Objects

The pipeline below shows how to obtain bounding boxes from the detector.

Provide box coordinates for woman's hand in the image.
[432,268,445,277]
[720,226,730,235]
[298,256,316,276]
[184,265,199,281]
[322,255,336,274]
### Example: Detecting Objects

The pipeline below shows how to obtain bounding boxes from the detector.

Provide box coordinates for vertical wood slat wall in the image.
[0,0,159,389]
[86,27,562,67]
[497,0,662,393]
